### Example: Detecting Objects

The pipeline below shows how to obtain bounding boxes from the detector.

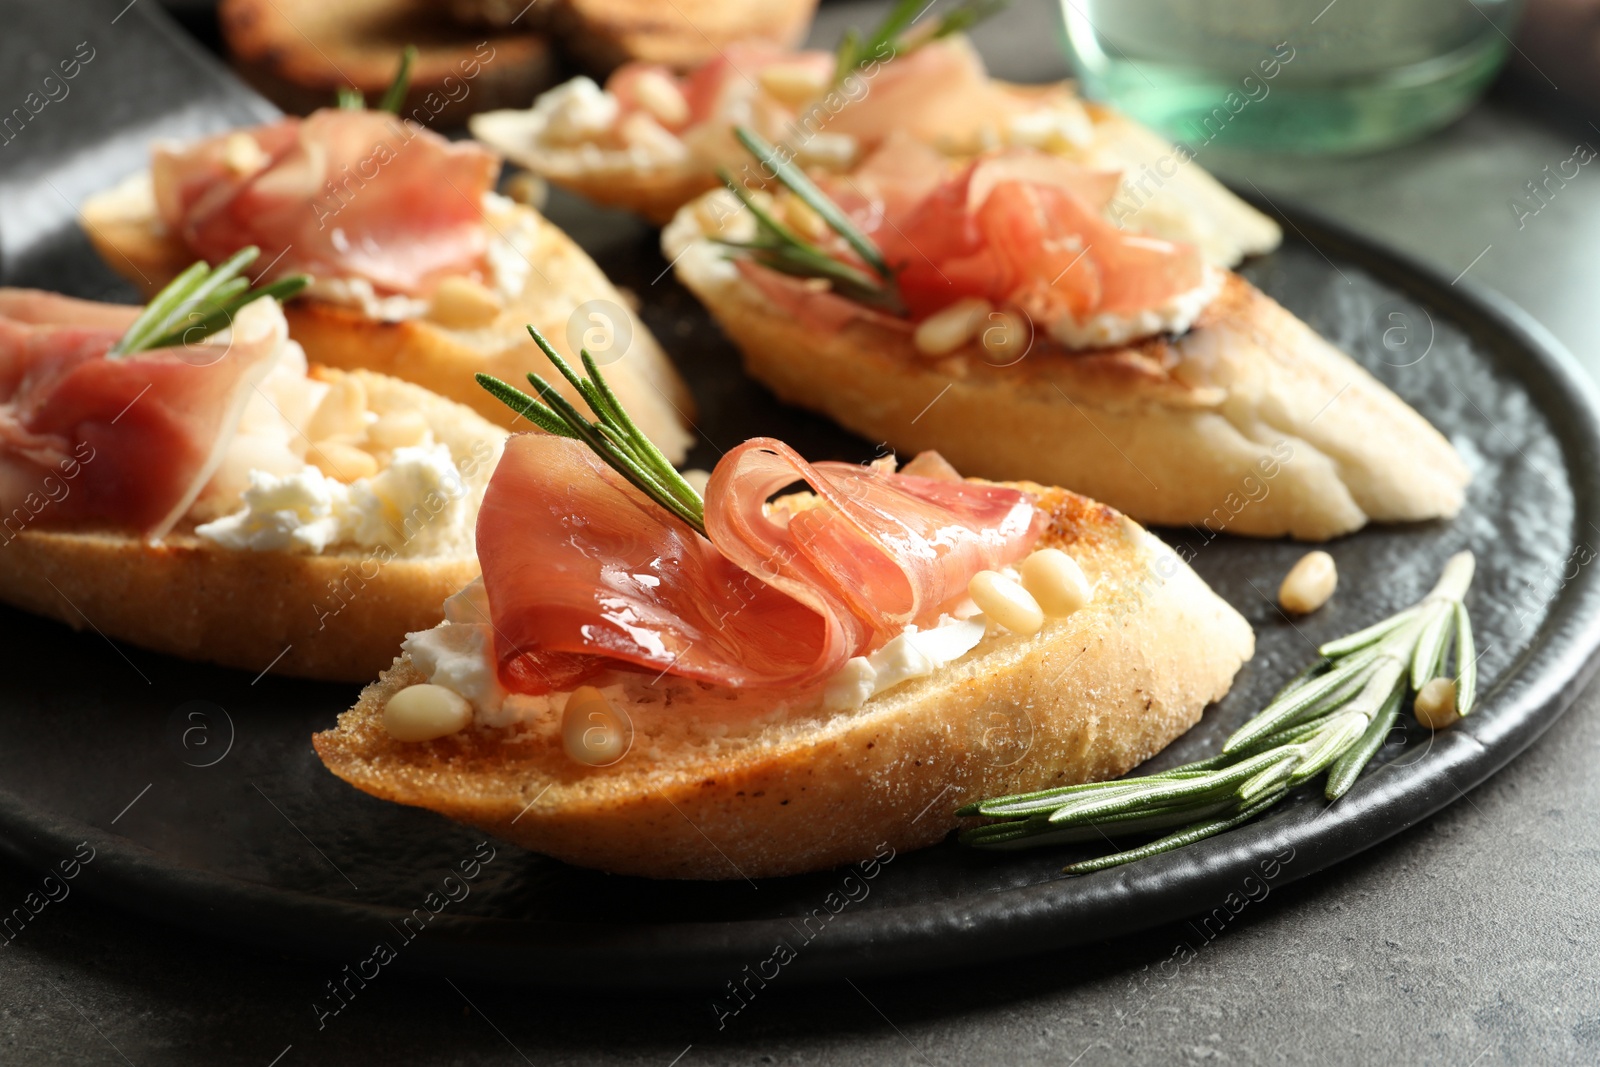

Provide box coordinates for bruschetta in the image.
[444,0,817,74]
[0,280,506,682]
[469,19,1280,266]
[79,104,696,464]
[313,343,1253,879]
[662,133,1469,541]
[218,0,559,126]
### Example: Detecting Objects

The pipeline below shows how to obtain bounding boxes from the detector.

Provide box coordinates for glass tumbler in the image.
[1061,0,1526,153]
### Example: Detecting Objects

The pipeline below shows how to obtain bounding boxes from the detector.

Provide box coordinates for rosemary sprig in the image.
[108,247,309,357]
[716,127,903,313]
[735,127,889,277]
[336,44,417,113]
[377,45,417,113]
[476,326,707,537]
[958,551,1479,873]
[834,0,1008,85]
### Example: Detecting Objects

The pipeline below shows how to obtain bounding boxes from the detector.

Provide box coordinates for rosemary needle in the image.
[477,325,707,537]
[109,247,308,357]
[336,44,416,112]
[959,551,1479,873]
[833,0,1008,85]
[377,45,417,114]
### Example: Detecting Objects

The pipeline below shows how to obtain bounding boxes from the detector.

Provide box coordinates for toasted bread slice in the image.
[663,192,1468,542]
[0,369,504,683]
[218,0,558,126]
[471,83,1282,262]
[80,175,697,465]
[467,97,720,226]
[313,484,1254,879]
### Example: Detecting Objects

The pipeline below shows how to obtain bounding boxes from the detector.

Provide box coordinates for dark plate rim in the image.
[1,197,1597,991]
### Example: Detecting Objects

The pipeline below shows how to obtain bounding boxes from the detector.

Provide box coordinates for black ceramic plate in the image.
[2,1,1599,993]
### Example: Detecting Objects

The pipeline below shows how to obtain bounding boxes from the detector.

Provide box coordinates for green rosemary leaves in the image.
[835,0,1008,84]
[960,551,1479,873]
[716,127,902,313]
[109,247,308,357]
[476,326,707,537]
[337,44,416,113]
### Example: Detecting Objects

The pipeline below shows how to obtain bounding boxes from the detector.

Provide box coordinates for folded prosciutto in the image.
[475,433,1043,694]
[151,108,500,297]
[0,291,284,540]
[821,140,1211,325]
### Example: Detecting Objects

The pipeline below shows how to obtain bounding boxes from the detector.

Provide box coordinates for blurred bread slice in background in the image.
[552,0,818,74]
[451,0,819,73]
[446,0,546,29]
[219,0,559,124]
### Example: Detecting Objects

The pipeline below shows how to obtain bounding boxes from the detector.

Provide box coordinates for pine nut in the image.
[505,170,548,209]
[426,275,503,329]
[223,132,268,176]
[968,570,1045,636]
[1414,677,1460,730]
[1279,551,1338,614]
[632,70,690,127]
[914,298,991,358]
[1020,548,1093,618]
[307,375,368,442]
[384,683,472,742]
[759,62,829,106]
[979,309,1030,365]
[367,410,431,450]
[784,195,830,242]
[309,440,379,483]
[562,685,630,766]
[792,132,857,169]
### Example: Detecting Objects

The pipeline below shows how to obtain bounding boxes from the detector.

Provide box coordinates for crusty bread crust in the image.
[218,0,558,126]
[664,194,1469,542]
[313,485,1254,879]
[0,529,478,683]
[80,180,697,464]
[0,369,504,682]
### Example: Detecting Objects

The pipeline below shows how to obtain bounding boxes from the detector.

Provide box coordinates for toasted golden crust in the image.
[552,0,818,74]
[664,194,1468,542]
[0,370,504,682]
[313,486,1254,879]
[80,182,697,465]
[0,529,478,682]
[218,0,558,125]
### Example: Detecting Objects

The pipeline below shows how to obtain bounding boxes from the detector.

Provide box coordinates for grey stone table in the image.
[4,1,1599,1063]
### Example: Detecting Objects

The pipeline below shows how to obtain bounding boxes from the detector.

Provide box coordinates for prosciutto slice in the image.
[476,435,1043,695]
[812,37,1038,147]
[800,143,1208,326]
[152,108,500,297]
[0,291,285,540]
